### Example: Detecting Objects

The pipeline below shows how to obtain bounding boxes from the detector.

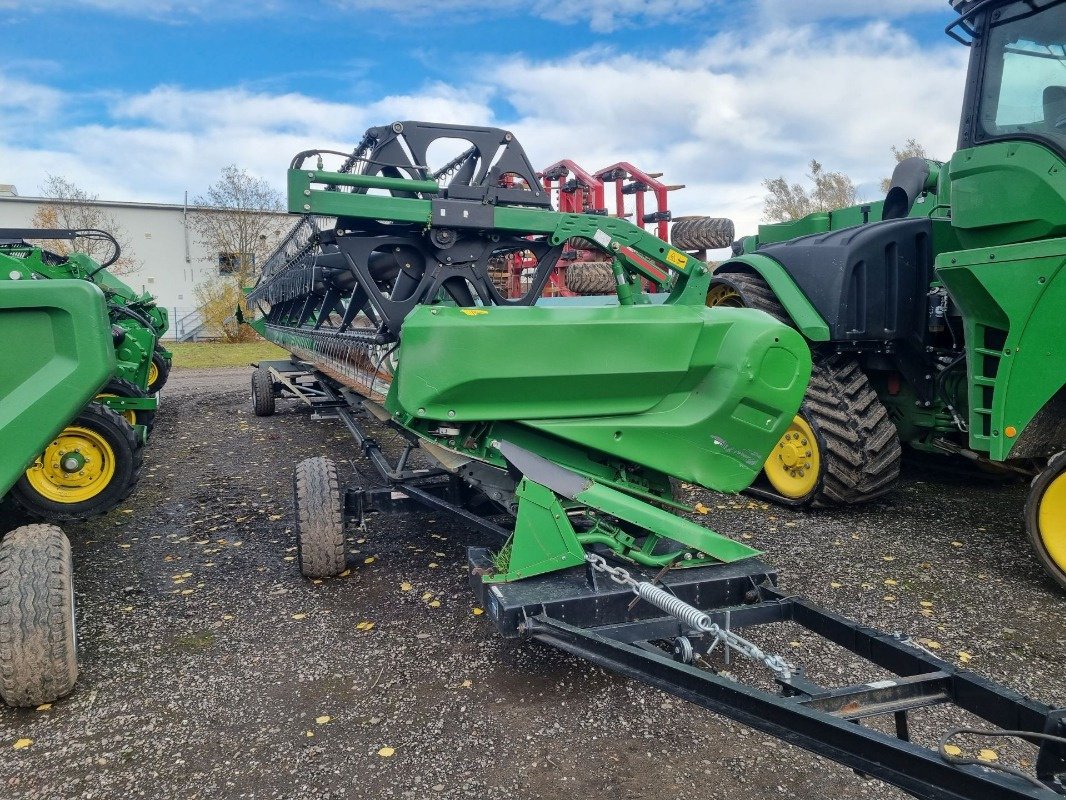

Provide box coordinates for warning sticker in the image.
[666,249,688,270]
[460,309,489,316]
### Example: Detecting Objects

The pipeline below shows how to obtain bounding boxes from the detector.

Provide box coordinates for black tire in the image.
[148,349,171,394]
[252,364,276,417]
[1025,451,1066,591]
[565,261,616,295]
[670,217,735,251]
[709,271,902,506]
[567,236,605,253]
[10,403,144,521]
[0,524,78,707]
[294,457,346,578]
[98,377,156,434]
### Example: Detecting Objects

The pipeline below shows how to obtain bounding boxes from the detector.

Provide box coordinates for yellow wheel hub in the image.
[25,425,117,504]
[148,360,160,387]
[96,393,137,426]
[706,283,743,308]
[764,415,820,498]
[1037,469,1066,574]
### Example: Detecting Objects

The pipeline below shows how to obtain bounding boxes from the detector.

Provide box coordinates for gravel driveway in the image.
[1,366,1062,799]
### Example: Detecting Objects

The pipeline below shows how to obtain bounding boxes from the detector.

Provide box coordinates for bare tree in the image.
[762,160,858,222]
[880,139,931,194]
[30,175,140,275]
[189,165,286,342]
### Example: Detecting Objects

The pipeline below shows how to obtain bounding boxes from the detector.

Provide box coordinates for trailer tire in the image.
[565,261,616,295]
[148,349,171,394]
[294,457,346,578]
[1025,451,1066,591]
[670,217,735,251]
[252,365,276,417]
[0,524,78,707]
[10,403,144,522]
[707,271,901,506]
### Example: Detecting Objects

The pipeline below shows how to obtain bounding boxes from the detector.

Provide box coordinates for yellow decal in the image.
[666,249,688,270]
[460,309,489,316]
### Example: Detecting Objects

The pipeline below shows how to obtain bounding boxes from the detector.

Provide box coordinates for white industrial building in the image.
[0,185,289,340]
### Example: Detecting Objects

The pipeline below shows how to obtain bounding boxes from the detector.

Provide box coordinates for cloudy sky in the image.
[1,0,967,237]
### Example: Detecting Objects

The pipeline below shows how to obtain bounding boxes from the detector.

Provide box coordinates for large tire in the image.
[148,349,171,394]
[251,364,276,417]
[97,377,156,434]
[10,403,144,521]
[670,217,735,251]
[708,271,902,506]
[294,457,346,578]
[565,261,616,295]
[1025,451,1066,591]
[0,525,78,707]
[567,236,605,253]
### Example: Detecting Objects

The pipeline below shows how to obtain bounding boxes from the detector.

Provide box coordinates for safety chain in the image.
[585,553,794,680]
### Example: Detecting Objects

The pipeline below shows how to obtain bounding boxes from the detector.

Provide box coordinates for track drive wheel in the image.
[565,261,615,295]
[707,271,902,506]
[148,349,171,394]
[251,364,276,417]
[294,457,346,578]
[10,403,144,521]
[97,376,156,434]
[0,524,78,707]
[1025,451,1066,591]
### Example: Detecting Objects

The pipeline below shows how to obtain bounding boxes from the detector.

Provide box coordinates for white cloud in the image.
[0,18,969,241]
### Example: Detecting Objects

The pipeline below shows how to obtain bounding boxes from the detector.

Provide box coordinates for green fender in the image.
[713,254,831,342]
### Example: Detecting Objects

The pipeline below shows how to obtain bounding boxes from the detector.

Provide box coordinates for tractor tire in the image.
[707,271,902,506]
[10,403,144,522]
[1025,451,1066,591]
[97,377,156,434]
[670,217,735,251]
[294,457,346,579]
[565,261,616,295]
[148,349,171,394]
[567,236,605,253]
[0,524,78,707]
[251,364,276,417]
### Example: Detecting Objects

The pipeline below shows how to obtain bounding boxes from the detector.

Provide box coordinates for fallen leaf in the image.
[884,579,898,586]
[428,563,439,569]
[316,715,331,724]
[12,738,31,750]
[694,503,710,515]
[883,595,897,602]
[181,589,194,596]
[305,730,314,738]
[919,638,942,650]
[364,557,376,565]
[950,541,964,547]
[428,600,441,608]
[943,744,962,757]
[978,749,998,762]
[269,514,282,521]
[292,613,307,620]
[920,601,934,608]
[377,746,395,758]
[35,704,51,712]
[339,569,351,578]
[958,651,973,663]
[356,621,375,631]
[461,679,472,688]
[830,582,842,589]
[472,607,484,616]
[400,582,413,592]
[421,592,433,601]
[882,555,895,561]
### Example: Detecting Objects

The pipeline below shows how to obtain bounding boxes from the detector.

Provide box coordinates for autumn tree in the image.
[30,175,140,275]
[189,165,286,342]
[762,160,858,222]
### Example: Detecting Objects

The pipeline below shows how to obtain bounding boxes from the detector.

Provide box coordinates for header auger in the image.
[243,114,1066,799]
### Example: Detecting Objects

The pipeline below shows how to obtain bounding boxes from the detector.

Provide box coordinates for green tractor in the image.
[0,278,125,706]
[705,0,1066,588]
[0,230,168,432]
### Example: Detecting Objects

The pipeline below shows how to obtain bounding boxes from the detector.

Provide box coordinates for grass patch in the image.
[167,341,289,369]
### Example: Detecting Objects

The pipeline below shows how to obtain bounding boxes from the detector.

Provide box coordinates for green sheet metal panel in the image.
[0,280,116,495]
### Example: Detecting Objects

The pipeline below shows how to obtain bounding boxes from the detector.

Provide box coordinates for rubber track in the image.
[0,524,77,707]
[565,261,615,295]
[294,457,345,578]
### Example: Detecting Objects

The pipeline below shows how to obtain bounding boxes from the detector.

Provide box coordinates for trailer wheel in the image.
[565,261,616,295]
[294,457,346,578]
[670,217,735,251]
[97,377,156,434]
[251,365,276,417]
[708,271,901,506]
[10,403,144,521]
[1025,451,1066,591]
[0,524,78,707]
[148,349,171,394]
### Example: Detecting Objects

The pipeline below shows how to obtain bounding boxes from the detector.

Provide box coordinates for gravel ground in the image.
[1,365,1063,800]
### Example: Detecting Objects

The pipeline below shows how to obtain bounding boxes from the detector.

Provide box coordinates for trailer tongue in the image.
[244,121,1066,798]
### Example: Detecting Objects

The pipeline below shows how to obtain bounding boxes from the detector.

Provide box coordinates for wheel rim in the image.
[25,426,117,503]
[148,359,160,386]
[706,283,744,308]
[763,415,820,499]
[96,393,137,426]
[1037,468,1066,575]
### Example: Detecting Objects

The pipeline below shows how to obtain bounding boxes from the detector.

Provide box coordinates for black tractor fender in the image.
[712,254,831,342]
